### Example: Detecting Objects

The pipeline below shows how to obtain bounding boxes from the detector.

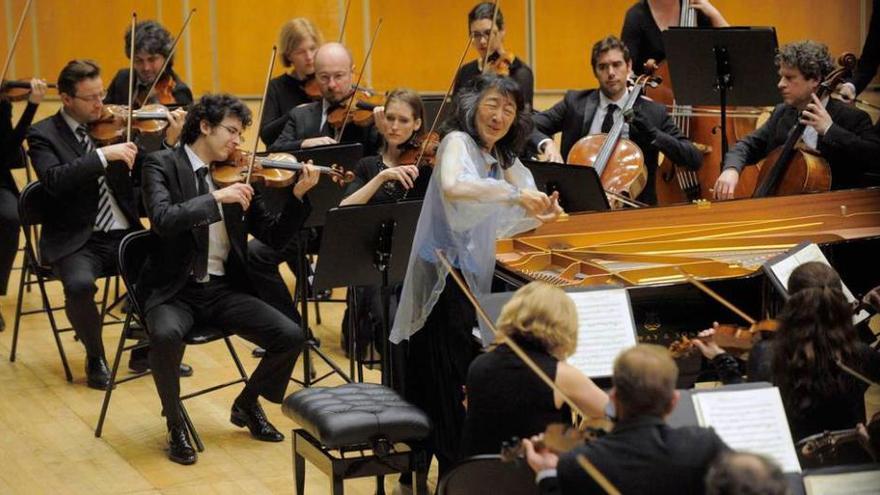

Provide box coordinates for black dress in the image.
[453,57,534,112]
[461,341,570,457]
[260,73,311,148]
[621,0,711,74]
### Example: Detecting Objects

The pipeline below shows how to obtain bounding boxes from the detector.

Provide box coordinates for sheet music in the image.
[767,243,869,324]
[566,289,638,377]
[804,470,880,495]
[692,387,801,473]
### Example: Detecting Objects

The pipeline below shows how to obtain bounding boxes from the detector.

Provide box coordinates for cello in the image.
[751,53,856,198]
[566,63,660,207]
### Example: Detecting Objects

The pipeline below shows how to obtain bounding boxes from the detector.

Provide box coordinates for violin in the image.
[668,319,779,358]
[398,131,440,167]
[302,73,321,101]
[796,412,880,467]
[326,88,384,129]
[211,149,354,189]
[500,423,608,463]
[88,103,174,146]
[136,73,177,107]
[0,79,56,102]
[483,50,515,77]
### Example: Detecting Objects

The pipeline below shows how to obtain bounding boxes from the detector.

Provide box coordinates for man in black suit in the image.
[524,345,728,495]
[714,40,880,199]
[839,0,880,101]
[27,60,141,390]
[530,35,701,206]
[139,94,319,465]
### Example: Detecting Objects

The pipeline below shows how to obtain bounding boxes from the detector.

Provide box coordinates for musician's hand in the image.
[838,83,857,103]
[100,142,138,169]
[713,168,739,200]
[293,162,320,200]
[690,0,728,26]
[863,285,880,311]
[213,182,254,210]
[164,108,187,146]
[691,323,726,360]
[524,436,559,473]
[372,105,388,136]
[536,191,564,223]
[28,78,48,104]
[302,136,337,148]
[378,164,419,189]
[518,188,552,216]
[801,94,833,135]
[540,141,564,164]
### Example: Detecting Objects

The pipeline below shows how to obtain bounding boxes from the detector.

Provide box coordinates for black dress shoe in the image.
[167,424,197,465]
[86,356,110,390]
[230,400,284,442]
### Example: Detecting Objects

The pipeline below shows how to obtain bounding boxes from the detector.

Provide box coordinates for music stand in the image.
[521,160,610,213]
[314,200,423,386]
[662,27,780,169]
[421,94,452,130]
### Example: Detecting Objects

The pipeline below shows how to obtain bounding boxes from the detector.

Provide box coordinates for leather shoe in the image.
[167,424,197,465]
[230,400,284,442]
[86,356,110,390]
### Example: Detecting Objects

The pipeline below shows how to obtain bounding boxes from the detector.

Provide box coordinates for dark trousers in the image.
[145,277,304,427]
[51,230,125,358]
[247,237,303,324]
[0,186,19,295]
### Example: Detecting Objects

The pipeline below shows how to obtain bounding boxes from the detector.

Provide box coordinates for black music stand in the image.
[522,160,610,213]
[313,200,423,387]
[662,27,780,169]
[421,94,452,131]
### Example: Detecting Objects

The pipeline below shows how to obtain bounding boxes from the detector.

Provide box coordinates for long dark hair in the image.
[772,262,861,417]
[441,74,532,168]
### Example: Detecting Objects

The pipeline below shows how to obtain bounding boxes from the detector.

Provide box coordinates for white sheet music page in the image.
[692,387,801,473]
[804,470,880,495]
[566,288,638,378]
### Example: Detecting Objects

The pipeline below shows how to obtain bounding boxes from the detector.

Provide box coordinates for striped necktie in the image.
[77,125,114,232]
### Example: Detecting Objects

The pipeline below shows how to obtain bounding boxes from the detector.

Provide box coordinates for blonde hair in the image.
[279,18,324,68]
[496,282,578,360]
[613,344,679,417]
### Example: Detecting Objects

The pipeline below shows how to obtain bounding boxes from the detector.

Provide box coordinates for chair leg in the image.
[9,261,28,362]
[96,312,133,437]
[313,298,322,325]
[179,402,204,452]
[375,474,386,495]
[37,273,73,382]
[332,474,345,495]
[293,434,305,495]
[414,451,429,495]
[223,336,249,381]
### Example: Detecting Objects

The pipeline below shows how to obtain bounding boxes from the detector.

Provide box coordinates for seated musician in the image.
[137,94,319,465]
[26,60,141,390]
[531,35,701,206]
[694,262,880,444]
[268,42,381,155]
[704,452,788,495]
[839,0,880,102]
[714,40,880,199]
[260,18,324,148]
[453,2,535,112]
[524,344,729,495]
[461,282,608,457]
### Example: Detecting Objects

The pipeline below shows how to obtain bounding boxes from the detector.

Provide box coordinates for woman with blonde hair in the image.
[461,282,609,456]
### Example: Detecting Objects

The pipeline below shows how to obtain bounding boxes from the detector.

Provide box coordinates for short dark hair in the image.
[57,59,101,96]
[180,94,252,145]
[442,74,532,169]
[776,41,834,81]
[612,344,678,418]
[591,35,631,70]
[706,453,789,495]
[126,20,174,67]
[468,2,504,30]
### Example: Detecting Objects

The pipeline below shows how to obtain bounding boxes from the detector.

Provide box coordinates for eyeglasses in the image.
[218,123,246,143]
[470,29,498,41]
[73,91,107,103]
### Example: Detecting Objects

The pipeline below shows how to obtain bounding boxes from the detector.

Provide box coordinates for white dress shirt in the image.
[185,145,231,279]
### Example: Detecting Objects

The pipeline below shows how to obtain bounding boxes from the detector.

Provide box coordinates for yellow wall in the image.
[0,0,870,99]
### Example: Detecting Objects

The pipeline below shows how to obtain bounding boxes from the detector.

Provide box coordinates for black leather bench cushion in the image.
[282,383,431,449]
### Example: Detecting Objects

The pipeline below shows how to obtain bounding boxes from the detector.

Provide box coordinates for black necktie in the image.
[77,125,114,232]
[601,103,618,134]
[193,167,209,280]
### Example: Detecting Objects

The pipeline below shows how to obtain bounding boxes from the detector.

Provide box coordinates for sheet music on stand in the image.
[763,242,870,324]
[565,287,638,378]
[692,386,802,473]
[803,469,880,495]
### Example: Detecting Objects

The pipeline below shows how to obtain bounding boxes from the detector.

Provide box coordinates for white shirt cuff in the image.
[535,468,557,484]
[538,138,553,154]
[96,149,108,169]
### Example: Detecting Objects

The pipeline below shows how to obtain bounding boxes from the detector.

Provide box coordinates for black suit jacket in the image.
[530,89,701,205]
[26,111,142,264]
[723,99,880,190]
[137,146,310,313]
[104,68,194,106]
[538,416,728,495]
[268,100,380,156]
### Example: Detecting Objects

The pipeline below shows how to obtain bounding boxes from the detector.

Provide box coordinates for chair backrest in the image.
[437,455,539,495]
[17,181,47,268]
[117,230,157,320]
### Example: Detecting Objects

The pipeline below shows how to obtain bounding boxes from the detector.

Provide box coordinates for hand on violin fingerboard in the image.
[163,108,187,146]
[292,163,320,200]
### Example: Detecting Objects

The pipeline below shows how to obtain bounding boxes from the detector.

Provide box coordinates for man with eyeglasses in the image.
[26,59,142,390]
[138,94,319,464]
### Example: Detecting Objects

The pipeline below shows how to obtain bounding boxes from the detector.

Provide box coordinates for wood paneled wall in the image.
[0,0,869,97]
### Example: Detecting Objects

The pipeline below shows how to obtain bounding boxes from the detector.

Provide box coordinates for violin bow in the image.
[337,0,352,43]
[675,267,757,325]
[604,189,648,208]
[141,8,197,107]
[435,249,620,495]
[334,17,383,143]
[835,359,880,388]
[0,0,34,90]
[481,0,501,75]
[125,12,137,143]
[246,46,279,185]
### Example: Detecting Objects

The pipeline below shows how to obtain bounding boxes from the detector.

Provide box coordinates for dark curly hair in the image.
[441,74,532,169]
[772,262,860,422]
[125,20,174,68]
[468,2,504,31]
[180,94,252,145]
[775,41,834,81]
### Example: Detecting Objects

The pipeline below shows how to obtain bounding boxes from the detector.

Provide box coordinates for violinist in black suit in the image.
[26,60,141,390]
[138,94,319,465]
[714,41,880,199]
[530,36,701,206]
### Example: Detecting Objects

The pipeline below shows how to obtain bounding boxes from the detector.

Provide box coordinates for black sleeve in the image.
[529,95,571,151]
[822,108,880,177]
[853,2,880,94]
[723,106,783,173]
[649,104,702,170]
[103,70,125,105]
[27,124,106,196]
[0,100,38,168]
[172,81,194,106]
[260,82,289,147]
[268,108,305,152]
[621,5,645,78]
[246,190,311,251]
[342,157,374,198]
[512,64,535,113]
[710,353,746,384]
[141,154,221,237]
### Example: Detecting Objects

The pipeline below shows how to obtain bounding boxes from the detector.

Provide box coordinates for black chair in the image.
[9,181,121,381]
[94,230,249,452]
[437,455,539,495]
